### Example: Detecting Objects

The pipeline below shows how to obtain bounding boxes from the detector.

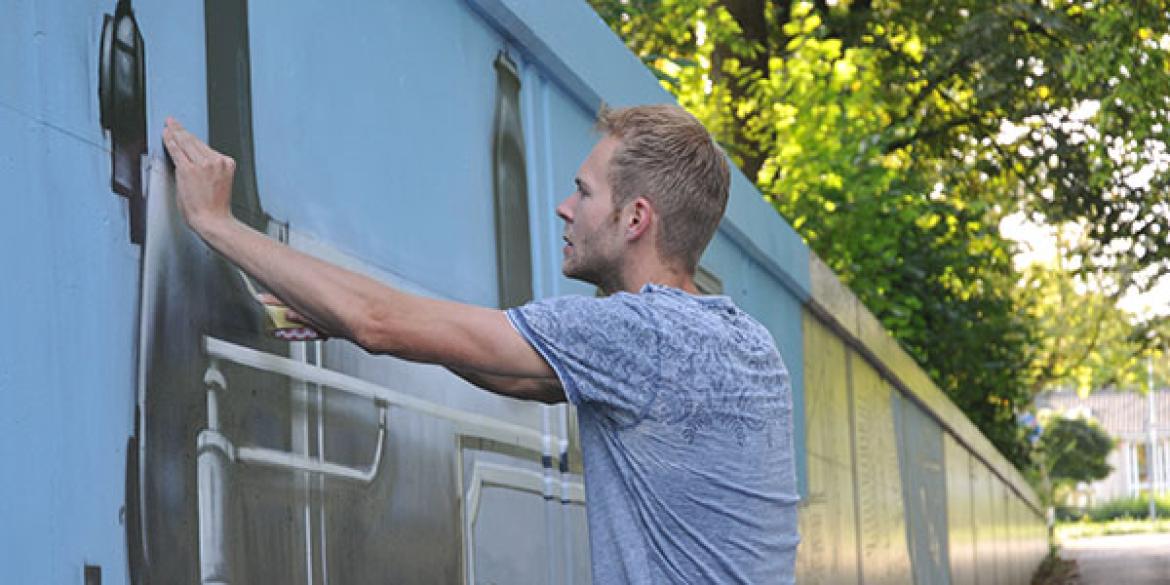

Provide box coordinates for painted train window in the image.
[492,50,534,309]
[98,0,147,243]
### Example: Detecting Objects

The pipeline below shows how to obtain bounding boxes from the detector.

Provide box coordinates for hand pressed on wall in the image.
[162,117,236,232]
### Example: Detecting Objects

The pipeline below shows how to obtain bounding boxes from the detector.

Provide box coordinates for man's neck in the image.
[609,260,697,295]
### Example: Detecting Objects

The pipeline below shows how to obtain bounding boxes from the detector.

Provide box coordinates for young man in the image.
[163,104,799,583]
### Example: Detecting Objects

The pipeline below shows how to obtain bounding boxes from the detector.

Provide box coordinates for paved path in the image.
[1063,532,1170,584]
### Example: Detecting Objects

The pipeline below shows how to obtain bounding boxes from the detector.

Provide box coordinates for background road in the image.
[1063,532,1170,584]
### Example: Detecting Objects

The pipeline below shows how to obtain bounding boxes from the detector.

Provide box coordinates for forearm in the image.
[197,217,384,341]
[196,217,458,360]
[192,216,552,379]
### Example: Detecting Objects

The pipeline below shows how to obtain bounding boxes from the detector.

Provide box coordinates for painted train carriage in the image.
[2,1,1047,584]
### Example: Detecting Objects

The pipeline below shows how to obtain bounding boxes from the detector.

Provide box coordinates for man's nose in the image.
[555,195,573,222]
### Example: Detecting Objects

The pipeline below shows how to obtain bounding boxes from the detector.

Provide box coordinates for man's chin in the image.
[561,263,593,286]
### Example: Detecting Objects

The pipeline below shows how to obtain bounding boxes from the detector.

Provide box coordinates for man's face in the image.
[556,136,625,287]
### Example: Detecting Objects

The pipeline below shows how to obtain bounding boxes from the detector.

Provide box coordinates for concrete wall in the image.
[798,256,1048,584]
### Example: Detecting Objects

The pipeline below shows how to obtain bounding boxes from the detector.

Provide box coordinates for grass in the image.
[1056,518,1170,542]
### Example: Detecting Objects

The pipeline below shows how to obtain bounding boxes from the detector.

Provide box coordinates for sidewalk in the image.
[1063,532,1170,584]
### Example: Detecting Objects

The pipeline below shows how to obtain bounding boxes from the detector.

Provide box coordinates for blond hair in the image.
[596,104,730,273]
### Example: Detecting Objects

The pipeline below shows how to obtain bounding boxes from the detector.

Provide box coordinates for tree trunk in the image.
[712,0,775,182]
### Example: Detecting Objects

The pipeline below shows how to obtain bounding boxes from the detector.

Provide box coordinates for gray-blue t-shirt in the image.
[507,284,799,584]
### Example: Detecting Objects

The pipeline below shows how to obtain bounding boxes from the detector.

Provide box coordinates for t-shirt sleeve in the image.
[506,294,663,422]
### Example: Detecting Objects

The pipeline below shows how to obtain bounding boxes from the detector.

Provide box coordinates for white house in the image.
[1037,389,1170,505]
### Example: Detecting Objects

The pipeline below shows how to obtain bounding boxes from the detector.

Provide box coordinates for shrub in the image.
[1085,495,1170,522]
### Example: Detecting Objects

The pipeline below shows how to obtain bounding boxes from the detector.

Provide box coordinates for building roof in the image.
[1036,389,1170,440]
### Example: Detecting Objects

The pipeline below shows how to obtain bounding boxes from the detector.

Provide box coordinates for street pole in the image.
[1148,355,1157,521]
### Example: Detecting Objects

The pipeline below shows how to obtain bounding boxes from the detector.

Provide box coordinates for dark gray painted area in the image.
[203,0,267,231]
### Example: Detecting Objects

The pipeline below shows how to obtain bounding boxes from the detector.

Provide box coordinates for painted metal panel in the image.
[851,353,912,585]
[944,434,977,585]
[896,395,951,585]
[473,483,551,584]
[463,452,568,585]
[795,314,859,585]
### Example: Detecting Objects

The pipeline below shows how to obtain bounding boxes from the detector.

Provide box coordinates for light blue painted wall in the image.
[523,64,599,300]
[0,3,144,584]
[248,0,508,306]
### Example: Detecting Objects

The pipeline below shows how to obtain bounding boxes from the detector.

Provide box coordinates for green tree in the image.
[1018,250,1170,395]
[588,0,1170,469]
[1034,415,1113,510]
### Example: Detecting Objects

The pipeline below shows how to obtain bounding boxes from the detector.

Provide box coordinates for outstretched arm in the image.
[163,117,558,391]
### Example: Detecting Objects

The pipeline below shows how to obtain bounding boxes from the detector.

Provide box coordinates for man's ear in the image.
[625,196,653,242]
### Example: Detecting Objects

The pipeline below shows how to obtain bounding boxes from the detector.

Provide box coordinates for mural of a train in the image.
[1,1,1047,583]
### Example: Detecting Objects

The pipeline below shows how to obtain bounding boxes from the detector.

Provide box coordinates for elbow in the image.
[530,380,567,405]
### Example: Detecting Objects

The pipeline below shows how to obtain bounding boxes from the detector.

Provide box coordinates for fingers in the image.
[285,308,310,325]
[163,118,193,167]
[254,293,310,326]
[256,292,285,306]
[163,117,218,166]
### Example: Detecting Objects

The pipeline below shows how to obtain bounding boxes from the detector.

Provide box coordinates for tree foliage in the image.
[588,0,1170,468]
[1037,415,1113,493]
[1018,236,1170,395]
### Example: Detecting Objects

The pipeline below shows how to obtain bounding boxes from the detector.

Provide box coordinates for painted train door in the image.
[133,0,314,581]
[132,1,590,583]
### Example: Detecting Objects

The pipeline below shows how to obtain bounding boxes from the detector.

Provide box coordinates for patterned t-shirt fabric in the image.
[507,284,800,584]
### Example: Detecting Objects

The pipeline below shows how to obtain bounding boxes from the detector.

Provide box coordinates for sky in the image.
[1000,212,1170,321]
[996,98,1170,322]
